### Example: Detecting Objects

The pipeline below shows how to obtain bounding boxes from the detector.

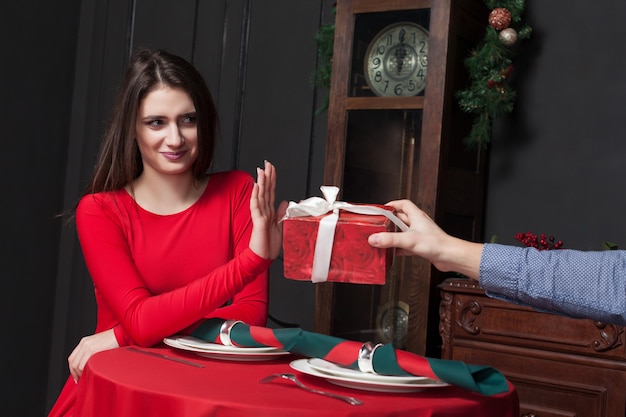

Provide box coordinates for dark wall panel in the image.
[132,0,198,59]
[485,2,626,251]
[210,0,250,172]
[46,0,137,411]
[241,1,325,328]
[0,1,81,416]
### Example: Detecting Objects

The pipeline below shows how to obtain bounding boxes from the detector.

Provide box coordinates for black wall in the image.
[485,2,626,249]
[1,1,625,416]
[1,2,81,417]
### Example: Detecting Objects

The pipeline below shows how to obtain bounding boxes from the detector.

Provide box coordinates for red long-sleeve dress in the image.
[48,170,271,416]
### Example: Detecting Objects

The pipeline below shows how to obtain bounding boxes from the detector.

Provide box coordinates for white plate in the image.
[175,336,280,353]
[290,359,449,393]
[163,337,290,362]
[307,358,431,384]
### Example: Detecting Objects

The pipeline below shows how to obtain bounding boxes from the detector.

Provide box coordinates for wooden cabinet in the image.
[314,0,489,356]
[439,278,626,417]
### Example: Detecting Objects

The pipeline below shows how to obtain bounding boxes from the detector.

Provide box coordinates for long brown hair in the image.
[86,48,218,194]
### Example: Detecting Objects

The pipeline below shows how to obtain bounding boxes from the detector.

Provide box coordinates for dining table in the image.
[73,341,519,417]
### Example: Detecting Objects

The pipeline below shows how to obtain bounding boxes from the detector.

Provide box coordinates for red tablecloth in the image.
[74,345,518,417]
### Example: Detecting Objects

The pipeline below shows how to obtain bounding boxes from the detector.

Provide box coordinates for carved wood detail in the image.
[439,291,453,347]
[456,298,482,335]
[593,322,624,352]
[440,277,626,417]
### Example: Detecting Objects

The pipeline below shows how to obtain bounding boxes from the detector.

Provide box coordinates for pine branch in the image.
[457,1,531,149]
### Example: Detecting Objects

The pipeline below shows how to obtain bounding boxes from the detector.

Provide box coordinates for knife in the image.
[126,347,204,368]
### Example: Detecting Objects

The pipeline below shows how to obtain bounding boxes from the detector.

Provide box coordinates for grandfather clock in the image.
[314,0,489,356]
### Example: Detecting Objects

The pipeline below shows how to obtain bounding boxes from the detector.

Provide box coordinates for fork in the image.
[259,373,363,405]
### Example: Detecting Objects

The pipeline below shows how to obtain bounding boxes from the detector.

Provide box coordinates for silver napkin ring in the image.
[357,341,383,374]
[219,319,243,346]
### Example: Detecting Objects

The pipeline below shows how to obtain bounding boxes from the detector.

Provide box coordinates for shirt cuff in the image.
[478,243,525,299]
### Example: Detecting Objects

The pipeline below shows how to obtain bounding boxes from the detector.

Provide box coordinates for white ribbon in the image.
[283,186,408,283]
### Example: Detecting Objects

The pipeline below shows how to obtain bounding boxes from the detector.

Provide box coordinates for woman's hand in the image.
[249,161,288,260]
[68,328,119,382]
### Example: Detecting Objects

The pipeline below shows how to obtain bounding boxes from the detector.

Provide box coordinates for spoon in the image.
[259,373,363,406]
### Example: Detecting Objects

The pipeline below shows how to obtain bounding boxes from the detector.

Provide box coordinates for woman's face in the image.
[135,84,198,178]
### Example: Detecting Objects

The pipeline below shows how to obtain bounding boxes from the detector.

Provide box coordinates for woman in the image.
[48,48,286,416]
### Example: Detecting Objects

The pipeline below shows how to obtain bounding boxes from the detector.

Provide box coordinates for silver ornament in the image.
[499,28,518,47]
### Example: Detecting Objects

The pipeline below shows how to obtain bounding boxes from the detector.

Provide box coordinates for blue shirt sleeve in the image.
[478,243,626,325]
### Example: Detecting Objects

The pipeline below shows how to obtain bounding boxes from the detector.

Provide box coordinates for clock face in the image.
[364,22,429,97]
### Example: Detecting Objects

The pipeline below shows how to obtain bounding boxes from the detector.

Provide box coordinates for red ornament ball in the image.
[489,8,512,30]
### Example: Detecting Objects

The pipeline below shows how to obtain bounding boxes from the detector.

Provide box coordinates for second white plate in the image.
[307,358,431,384]
[290,359,449,393]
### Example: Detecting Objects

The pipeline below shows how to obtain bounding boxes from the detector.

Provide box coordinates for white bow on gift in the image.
[283,186,409,283]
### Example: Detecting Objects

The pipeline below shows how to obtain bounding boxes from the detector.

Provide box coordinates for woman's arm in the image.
[208,162,287,326]
[76,166,280,347]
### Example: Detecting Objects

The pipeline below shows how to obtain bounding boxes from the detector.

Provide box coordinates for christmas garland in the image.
[313,1,531,146]
[456,0,532,149]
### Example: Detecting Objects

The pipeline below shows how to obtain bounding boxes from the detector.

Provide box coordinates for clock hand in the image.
[395,29,408,73]
[395,46,407,73]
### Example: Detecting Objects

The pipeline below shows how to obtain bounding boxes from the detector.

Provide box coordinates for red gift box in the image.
[282,204,397,285]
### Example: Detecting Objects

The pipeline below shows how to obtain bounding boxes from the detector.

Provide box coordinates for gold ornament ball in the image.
[499,28,518,47]
[489,7,512,30]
